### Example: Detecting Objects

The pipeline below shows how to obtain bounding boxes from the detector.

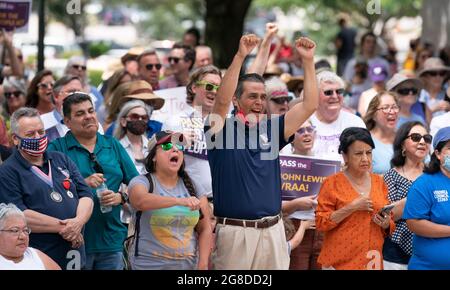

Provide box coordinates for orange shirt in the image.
[315,172,395,270]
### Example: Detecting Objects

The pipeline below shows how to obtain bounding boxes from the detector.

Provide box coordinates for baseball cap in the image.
[369,62,388,83]
[433,126,450,149]
[148,131,187,152]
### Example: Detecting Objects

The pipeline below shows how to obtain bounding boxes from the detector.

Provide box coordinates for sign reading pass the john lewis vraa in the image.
[280,154,342,200]
[0,0,31,32]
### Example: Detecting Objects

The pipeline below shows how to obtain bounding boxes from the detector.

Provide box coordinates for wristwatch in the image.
[120,191,129,205]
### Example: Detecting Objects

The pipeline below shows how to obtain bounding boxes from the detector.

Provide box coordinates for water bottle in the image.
[96,183,112,213]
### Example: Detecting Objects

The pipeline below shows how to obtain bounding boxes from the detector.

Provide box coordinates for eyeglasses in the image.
[161,142,184,151]
[196,81,220,92]
[72,64,87,71]
[145,63,162,71]
[270,96,292,105]
[89,153,104,174]
[0,227,31,237]
[297,126,316,135]
[4,91,22,99]
[168,57,181,64]
[37,82,55,90]
[376,105,400,114]
[427,71,447,77]
[396,88,419,96]
[323,89,345,96]
[406,133,433,144]
[126,113,149,122]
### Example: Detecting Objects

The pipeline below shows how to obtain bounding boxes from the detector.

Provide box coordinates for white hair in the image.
[265,77,288,99]
[10,107,41,135]
[316,71,345,89]
[113,100,151,139]
[0,203,25,230]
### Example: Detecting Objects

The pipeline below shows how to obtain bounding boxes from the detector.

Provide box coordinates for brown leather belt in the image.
[216,214,281,229]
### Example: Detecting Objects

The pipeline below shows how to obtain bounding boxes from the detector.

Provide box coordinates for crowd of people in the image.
[0,19,449,271]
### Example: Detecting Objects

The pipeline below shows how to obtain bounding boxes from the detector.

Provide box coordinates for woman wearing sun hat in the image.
[418,58,450,117]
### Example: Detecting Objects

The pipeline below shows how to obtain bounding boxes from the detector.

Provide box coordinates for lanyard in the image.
[30,160,54,189]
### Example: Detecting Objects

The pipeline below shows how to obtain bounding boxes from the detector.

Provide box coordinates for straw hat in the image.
[417,57,450,77]
[264,64,283,76]
[386,73,423,92]
[121,47,145,65]
[280,73,304,92]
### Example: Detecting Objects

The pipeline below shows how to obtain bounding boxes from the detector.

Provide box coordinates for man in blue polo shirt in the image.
[48,92,139,270]
[205,35,318,269]
[0,107,93,270]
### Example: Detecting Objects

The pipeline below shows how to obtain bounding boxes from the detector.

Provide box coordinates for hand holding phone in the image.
[378,204,395,217]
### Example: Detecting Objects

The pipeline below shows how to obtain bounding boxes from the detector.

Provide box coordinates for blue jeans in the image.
[84,252,124,270]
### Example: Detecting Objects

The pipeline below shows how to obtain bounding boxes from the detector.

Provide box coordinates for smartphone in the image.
[379,204,395,216]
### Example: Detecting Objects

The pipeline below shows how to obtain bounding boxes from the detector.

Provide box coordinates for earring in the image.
[402,149,406,157]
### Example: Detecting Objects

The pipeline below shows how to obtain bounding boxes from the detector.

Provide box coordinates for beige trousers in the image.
[212,218,290,270]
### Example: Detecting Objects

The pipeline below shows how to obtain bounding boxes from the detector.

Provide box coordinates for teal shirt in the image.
[48,131,139,254]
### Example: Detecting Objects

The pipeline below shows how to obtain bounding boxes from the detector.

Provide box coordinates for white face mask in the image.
[444,155,450,172]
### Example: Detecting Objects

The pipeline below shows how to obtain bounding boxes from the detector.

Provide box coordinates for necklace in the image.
[344,170,370,194]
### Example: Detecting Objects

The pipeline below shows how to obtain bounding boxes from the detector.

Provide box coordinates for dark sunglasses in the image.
[168,57,181,64]
[89,153,104,174]
[196,81,220,92]
[270,96,292,105]
[72,64,87,71]
[145,63,162,71]
[406,133,433,144]
[297,126,316,135]
[323,89,345,96]
[396,88,419,96]
[427,71,447,77]
[161,142,184,151]
[37,82,54,90]
[126,113,149,122]
[4,91,22,99]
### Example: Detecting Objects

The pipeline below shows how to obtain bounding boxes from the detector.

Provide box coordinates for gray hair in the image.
[64,56,88,84]
[3,78,26,95]
[10,107,41,135]
[113,100,151,139]
[53,75,82,96]
[0,203,25,230]
[265,77,288,100]
[316,70,345,89]
[196,45,213,57]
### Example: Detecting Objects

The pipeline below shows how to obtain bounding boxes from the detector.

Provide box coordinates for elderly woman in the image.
[113,100,151,174]
[382,121,431,270]
[363,92,399,174]
[403,126,450,270]
[316,127,394,270]
[127,131,212,270]
[2,78,27,123]
[25,69,55,115]
[0,203,60,270]
[418,58,450,117]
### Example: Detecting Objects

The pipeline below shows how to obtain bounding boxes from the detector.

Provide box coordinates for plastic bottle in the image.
[96,183,112,213]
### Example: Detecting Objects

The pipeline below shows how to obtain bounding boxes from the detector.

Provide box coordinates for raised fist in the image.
[237,34,260,58]
[295,37,316,61]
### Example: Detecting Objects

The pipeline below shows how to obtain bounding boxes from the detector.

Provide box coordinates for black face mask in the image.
[126,120,147,135]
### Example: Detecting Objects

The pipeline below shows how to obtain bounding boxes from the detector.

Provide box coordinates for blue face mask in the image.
[444,155,450,172]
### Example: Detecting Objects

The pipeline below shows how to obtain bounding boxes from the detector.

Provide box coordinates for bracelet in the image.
[120,191,129,205]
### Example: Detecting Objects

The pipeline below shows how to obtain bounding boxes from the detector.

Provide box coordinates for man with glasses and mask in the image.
[48,93,139,270]
[41,75,104,142]
[159,44,196,89]
[137,49,162,90]
[0,107,94,269]
[310,71,366,161]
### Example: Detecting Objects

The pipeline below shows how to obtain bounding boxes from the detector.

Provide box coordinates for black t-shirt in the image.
[337,27,357,59]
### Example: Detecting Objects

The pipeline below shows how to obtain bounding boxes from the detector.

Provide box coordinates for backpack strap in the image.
[133,173,154,257]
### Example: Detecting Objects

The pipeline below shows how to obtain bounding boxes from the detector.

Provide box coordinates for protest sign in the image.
[0,0,31,32]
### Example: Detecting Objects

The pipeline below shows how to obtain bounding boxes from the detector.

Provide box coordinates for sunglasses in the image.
[72,64,87,71]
[196,81,220,92]
[89,153,104,174]
[168,57,181,64]
[323,89,345,96]
[270,96,292,105]
[126,113,149,122]
[37,82,55,90]
[396,88,419,96]
[145,63,162,71]
[4,91,22,99]
[161,142,184,151]
[406,133,433,144]
[377,105,400,114]
[297,126,316,135]
[427,71,447,77]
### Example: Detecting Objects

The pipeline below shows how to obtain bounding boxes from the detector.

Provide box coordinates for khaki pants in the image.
[212,218,289,270]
